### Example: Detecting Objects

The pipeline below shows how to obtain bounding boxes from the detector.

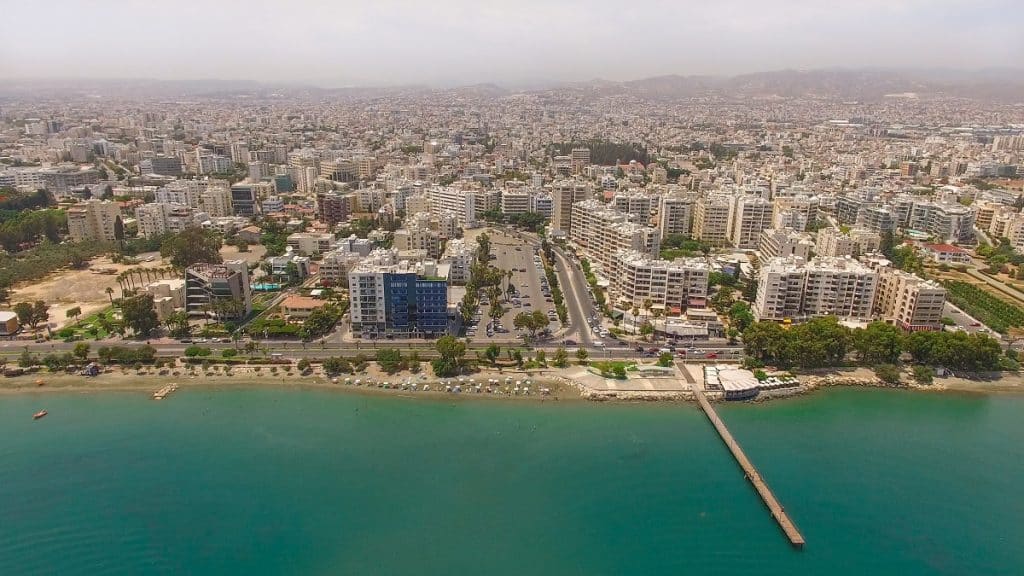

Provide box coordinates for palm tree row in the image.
[115,266,177,298]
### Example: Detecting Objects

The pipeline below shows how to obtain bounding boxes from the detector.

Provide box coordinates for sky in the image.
[0,0,1020,87]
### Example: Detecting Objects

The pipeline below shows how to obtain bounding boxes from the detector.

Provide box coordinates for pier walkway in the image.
[691,383,805,548]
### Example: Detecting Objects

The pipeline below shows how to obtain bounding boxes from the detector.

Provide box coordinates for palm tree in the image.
[105,286,114,304]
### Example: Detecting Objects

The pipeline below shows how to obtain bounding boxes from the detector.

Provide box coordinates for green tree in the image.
[375,348,405,374]
[657,352,674,367]
[483,344,501,366]
[66,306,82,323]
[27,300,50,332]
[432,335,467,377]
[576,347,589,364]
[13,301,33,329]
[785,317,851,369]
[553,347,569,368]
[874,363,902,385]
[121,294,159,337]
[72,342,90,361]
[852,321,904,365]
[160,227,223,270]
[323,356,352,376]
[912,365,934,385]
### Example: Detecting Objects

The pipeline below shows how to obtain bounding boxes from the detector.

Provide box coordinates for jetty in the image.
[692,383,805,549]
[153,384,179,400]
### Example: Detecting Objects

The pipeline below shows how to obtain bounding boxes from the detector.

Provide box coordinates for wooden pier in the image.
[692,385,805,548]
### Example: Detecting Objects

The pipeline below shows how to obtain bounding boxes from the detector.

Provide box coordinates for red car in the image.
[705,353,718,359]
[676,350,687,357]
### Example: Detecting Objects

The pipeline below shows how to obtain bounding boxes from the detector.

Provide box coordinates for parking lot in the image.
[463,229,559,342]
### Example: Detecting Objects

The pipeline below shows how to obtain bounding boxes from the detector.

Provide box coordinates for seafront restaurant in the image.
[704,365,760,400]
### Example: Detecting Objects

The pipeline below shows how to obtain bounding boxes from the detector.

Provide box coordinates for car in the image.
[705,353,718,359]
[524,302,532,307]
[635,346,644,352]
[564,339,577,346]
[676,350,687,357]
[970,322,981,327]
[179,338,193,344]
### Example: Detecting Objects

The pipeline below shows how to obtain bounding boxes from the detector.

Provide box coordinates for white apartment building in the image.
[658,195,694,236]
[500,189,531,215]
[67,200,122,243]
[136,203,197,238]
[758,228,814,260]
[815,227,881,258]
[874,270,946,331]
[570,199,661,277]
[550,180,590,234]
[729,195,774,249]
[286,232,334,256]
[429,186,477,227]
[772,195,819,232]
[755,256,879,322]
[441,238,475,284]
[612,250,709,314]
[611,191,656,222]
[693,193,733,246]
[200,186,233,218]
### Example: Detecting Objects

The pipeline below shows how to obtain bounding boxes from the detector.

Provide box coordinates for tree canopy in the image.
[160,227,223,269]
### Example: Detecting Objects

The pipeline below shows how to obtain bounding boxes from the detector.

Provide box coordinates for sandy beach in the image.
[0,364,583,403]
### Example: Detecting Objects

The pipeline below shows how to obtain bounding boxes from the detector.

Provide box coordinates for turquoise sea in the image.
[0,387,1021,575]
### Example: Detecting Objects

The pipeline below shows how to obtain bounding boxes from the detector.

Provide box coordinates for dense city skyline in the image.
[1,0,1020,87]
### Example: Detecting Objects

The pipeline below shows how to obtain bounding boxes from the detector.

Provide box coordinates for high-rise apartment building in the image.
[550,180,589,234]
[754,256,879,322]
[612,250,709,314]
[693,193,733,246]
[657,195,694,236]
[67,200,122,243]
[348,249,450,338]
[758,228,814,260]
[185,260,252,320]
[729,195,774,249]
[874,270,946,331]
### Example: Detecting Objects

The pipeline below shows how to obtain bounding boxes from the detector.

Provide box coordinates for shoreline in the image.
[3,366,1023,403]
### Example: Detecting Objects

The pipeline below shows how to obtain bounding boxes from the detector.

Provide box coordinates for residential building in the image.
[184,260,252,320]
[550,180,589,234]
[875,270,946,331]
[754,256,879,322]
[815,227,881,257]
[729,195,773,249]
[67,199,122,242]
[316,191,353,225]
[612,250,709,315]
[287,232,334,256]
[657,195,694,236]
[570,199,660,277]
[500,189,531,215]
[758,228,814,260]
[693,193,732,246]
[348,249,450,338]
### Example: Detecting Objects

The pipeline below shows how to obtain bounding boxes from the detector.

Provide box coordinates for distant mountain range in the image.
[2,68,1022,101]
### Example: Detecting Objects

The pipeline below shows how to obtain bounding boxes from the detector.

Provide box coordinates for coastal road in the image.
[551,244,596,346]
[0,338,745,361]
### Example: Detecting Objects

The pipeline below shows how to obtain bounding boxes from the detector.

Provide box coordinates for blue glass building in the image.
[383,272,449,337]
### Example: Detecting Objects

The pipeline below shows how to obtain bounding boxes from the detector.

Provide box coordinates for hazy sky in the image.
[0,0,1019,86]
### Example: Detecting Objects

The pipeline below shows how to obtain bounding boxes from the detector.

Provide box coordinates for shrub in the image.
[912,365,934,385]
[873,363,901,385]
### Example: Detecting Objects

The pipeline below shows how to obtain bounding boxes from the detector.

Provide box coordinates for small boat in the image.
[33,410,48,420]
